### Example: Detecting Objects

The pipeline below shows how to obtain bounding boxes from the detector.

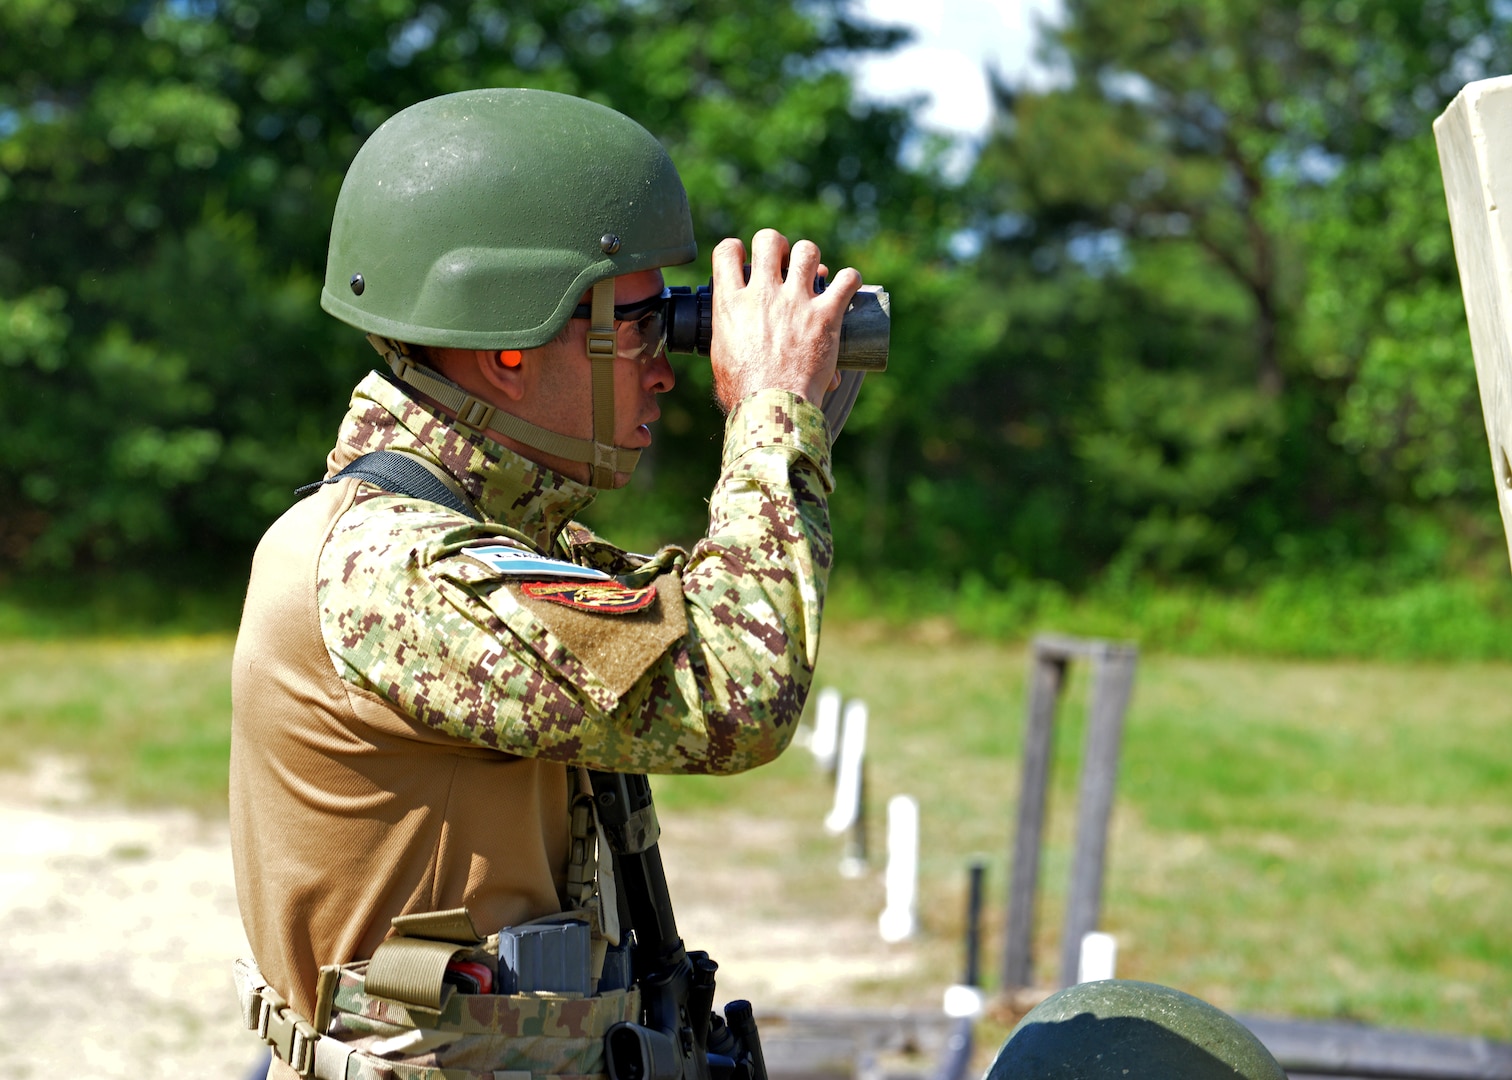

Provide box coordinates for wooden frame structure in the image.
[1001,634,1138,992]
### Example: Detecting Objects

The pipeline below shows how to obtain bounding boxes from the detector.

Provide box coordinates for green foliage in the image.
[5,0,1512,605]
[0,569,244,638]
[1303,133,1488,503]
[933,0,1512,584]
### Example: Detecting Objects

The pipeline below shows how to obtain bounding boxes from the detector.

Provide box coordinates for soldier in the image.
[229,88,862,1079]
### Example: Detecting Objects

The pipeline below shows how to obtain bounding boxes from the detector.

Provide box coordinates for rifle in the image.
[588,771,770,1080]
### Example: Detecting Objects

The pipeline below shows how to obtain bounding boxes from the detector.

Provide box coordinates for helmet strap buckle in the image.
[586,277,618,360]
[454,395,497,434]
[592,443,619,472]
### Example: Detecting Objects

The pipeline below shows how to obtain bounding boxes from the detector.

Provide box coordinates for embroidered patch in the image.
[521,580,658,614]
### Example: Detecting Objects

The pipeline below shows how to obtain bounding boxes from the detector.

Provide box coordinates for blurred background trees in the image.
[919,0,1512,586]
[2,0,1509,601]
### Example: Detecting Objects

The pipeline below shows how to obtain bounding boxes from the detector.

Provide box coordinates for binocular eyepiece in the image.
[664,279,890,373]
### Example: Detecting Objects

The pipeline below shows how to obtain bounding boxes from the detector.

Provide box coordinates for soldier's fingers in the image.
[711,237,747,293]
[817,266,864,312]
[786,239,822,293]
[749,229,790,285]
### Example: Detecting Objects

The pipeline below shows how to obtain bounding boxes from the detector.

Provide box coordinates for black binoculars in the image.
[664,278,890,372]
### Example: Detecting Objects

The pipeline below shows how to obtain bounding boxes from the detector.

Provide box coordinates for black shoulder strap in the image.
[295,450,481,522]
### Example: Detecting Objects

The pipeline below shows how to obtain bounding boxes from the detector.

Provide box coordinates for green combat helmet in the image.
[987,980,1287,1080]
[321,88,697,487]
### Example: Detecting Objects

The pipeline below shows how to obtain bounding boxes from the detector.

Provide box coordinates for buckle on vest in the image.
[258,985,319,1076]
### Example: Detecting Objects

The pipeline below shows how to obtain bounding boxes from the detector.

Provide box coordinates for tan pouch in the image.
[323,959,639,1080]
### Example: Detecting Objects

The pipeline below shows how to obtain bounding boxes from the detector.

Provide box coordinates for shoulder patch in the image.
[512,571,688,700]
[521,580,657,614]
[463,544,611,582]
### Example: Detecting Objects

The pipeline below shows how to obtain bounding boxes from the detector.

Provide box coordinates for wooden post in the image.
[1059,642,1137,987]
[1002,635,1138,993]
[1437,75,1512,566]
[1001,644,1064,992]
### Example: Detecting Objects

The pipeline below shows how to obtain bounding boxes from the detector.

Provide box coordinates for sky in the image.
[847,0,1064,140]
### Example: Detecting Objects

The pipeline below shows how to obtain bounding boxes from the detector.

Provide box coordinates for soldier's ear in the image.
[477,348,527,401]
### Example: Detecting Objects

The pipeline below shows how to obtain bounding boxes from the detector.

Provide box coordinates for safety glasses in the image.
[571,288,670,363]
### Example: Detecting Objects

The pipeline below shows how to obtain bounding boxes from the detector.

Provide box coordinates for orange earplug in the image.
[498,349,522,368]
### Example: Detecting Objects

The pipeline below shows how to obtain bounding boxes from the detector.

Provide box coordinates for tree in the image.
[950,0,1512,582]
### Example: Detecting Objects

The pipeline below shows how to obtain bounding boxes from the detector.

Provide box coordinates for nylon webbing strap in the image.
[296,451,481,521]
[235,958,332,1079]
[364,936,467,1011]
[588,280,620,488]
[365,335,642,483]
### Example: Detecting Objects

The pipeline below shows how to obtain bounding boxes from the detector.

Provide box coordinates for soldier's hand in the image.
[709,229,864,413]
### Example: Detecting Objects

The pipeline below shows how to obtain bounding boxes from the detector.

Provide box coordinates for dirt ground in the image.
[0,757,267,1078]
[0,757,941,1079]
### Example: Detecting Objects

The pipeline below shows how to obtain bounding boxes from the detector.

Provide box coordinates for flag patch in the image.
[464,545,612,581]
[521,580,658,614]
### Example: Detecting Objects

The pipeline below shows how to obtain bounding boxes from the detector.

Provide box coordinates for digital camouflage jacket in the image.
[318,370,833,771]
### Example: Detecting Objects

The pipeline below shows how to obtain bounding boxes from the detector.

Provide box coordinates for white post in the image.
[826,700,869,876]
[1437,76,1512,566]
[942,984,985,1018]
[808,686,843,772]
[878,794,919,942]
[824,700,867,835]
[1076,931,1118,983]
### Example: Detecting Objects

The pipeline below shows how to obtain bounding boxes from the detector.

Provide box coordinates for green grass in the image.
[0,636,234,812]
[827,571,1512,661]
[1,622,1507,1039]
[658,623,1512,1040]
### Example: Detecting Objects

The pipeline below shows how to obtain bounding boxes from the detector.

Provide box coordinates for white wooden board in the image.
[1436,75,1512,569]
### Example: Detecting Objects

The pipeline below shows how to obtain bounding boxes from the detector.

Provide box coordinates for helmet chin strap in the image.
[585,278,623,489]
[366,290,641,489]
